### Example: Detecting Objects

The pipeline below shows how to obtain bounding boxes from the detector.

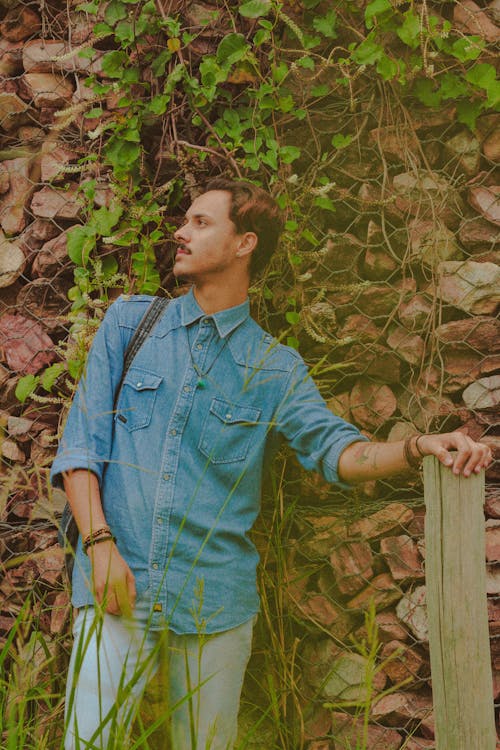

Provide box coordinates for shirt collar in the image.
[180,287,250,338]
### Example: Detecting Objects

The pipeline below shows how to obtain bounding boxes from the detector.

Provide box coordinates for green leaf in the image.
[272,62,288,84]
[93,22,113,37]
[68,358,84,379]
[106,140,141,176]
[254,29,270,46]
[397,11,421,49]
[284,220,298,231]
[465,63,497,90]
[151,49,172,76]
[296,56,315,70]
[414,78,441,107]
[450,36,484,62]
[278,95,294,113]
[438,73,468,100]
[303,34,321,49]
[376,54,399,81]
[311,84,329,97]
[351,35,383,65]
[365,0,391,29]
[101,255,119,276]
[15,374,39,403]
[40,363,66,392]
[85,107,104,118]
[217,33,249,65]
[313,9,337,38]
[239,0,272,19]
[280,145,301,164]
[314,195,336,212]
[263,285,273,299]
[101,50,128,78]
[301,228,317,245]
[148,93,170,115]
[105,0,127,25]
[286,311,300,325]
[76,1,99,13]
[286,336,299,349]
[456,99,483,129]
[91,203,123,236]
[78,47,97,60]
[67,225,96,267]
[331,133,352,149]
[115,19,135,43]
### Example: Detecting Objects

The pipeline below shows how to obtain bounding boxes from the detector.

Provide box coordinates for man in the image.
[51,178,491,750]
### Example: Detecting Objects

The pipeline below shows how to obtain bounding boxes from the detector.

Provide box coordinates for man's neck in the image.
[192,278,249,314]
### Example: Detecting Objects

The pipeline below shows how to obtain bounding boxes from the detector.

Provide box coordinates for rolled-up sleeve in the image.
[50,300,125,488]
[274,358,369,486]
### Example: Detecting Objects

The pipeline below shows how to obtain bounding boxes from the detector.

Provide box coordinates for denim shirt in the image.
[50,289,367,634]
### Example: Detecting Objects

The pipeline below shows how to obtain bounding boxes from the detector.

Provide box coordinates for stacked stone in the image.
[282,493,500,749]
[0,3,498,749]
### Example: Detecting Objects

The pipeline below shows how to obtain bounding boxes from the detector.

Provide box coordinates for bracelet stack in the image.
[403,434,425,469]
[83,525,116,554]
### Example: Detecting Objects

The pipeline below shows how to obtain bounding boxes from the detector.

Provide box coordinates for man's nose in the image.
[174,224,188,241]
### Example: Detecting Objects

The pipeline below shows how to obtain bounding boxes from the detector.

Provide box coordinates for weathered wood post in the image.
[423,455,496,750]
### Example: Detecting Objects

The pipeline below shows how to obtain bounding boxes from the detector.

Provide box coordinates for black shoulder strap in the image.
[113,296,169,408]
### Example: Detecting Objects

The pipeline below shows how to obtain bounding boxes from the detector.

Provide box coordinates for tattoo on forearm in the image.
[352,443,378,470]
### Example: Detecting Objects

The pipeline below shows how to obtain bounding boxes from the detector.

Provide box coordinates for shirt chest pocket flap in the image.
[115,366,163,432]
[199,398,261,464]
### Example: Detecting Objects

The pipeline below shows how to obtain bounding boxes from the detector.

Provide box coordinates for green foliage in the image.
[56,0,497,335]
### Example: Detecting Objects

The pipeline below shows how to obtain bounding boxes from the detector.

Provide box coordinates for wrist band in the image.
[404,435,422,470]
[82,526,111,548]
[415,434,426,457]
[84,534,116,553]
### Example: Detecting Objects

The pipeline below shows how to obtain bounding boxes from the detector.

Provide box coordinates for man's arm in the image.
[338,432,492,484]
[63,469,136,616]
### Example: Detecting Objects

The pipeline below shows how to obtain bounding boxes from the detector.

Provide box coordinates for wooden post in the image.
[423,455,496,750]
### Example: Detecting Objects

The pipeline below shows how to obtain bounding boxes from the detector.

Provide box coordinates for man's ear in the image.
[235,232,258,258]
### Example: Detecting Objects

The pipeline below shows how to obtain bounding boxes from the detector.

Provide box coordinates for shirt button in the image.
[170,428,177,436]
[157,517,163,525]
[152,562,159,570]
[136,381,143,387]
[163,473,170,481]
[196,343,202,350]
[226,413,232,420]
[183,385,191,393]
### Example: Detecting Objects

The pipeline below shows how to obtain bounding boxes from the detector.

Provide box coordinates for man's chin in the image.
[173,263,193,281]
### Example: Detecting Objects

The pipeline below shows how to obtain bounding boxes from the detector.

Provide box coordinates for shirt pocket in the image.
[115,366,163,433]
[198,398,262,464]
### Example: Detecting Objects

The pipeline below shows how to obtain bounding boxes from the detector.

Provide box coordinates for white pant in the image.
[64,603,255,750]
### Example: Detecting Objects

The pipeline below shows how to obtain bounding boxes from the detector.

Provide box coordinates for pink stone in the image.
[0,157,34,234]
[31,185,82,219]
[380,534,424,581]
[0,314,56,374]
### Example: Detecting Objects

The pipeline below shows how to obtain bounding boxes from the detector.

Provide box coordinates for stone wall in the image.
[0,1,498,748]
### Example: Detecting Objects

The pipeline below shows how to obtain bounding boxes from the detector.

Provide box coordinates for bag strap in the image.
[113,296,170,408]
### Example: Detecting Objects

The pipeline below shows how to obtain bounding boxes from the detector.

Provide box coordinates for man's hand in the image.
[339,430,493,484]
[88,540,136,617]
[417,432,492,478]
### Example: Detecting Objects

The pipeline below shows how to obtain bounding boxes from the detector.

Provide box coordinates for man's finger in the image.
[115,578,133,618]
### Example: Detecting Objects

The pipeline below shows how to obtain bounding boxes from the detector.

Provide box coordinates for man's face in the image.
[173,190,245,282]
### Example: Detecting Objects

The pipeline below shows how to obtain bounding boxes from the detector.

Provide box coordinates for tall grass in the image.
[1,441,395,750]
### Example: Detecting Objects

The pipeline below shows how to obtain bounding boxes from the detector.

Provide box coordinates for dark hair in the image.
[203,178,284,276]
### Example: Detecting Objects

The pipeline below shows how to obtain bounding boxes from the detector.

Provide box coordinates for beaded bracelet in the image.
[82,525,112,549]
[83,534,116,554]
[403,435,422,470]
